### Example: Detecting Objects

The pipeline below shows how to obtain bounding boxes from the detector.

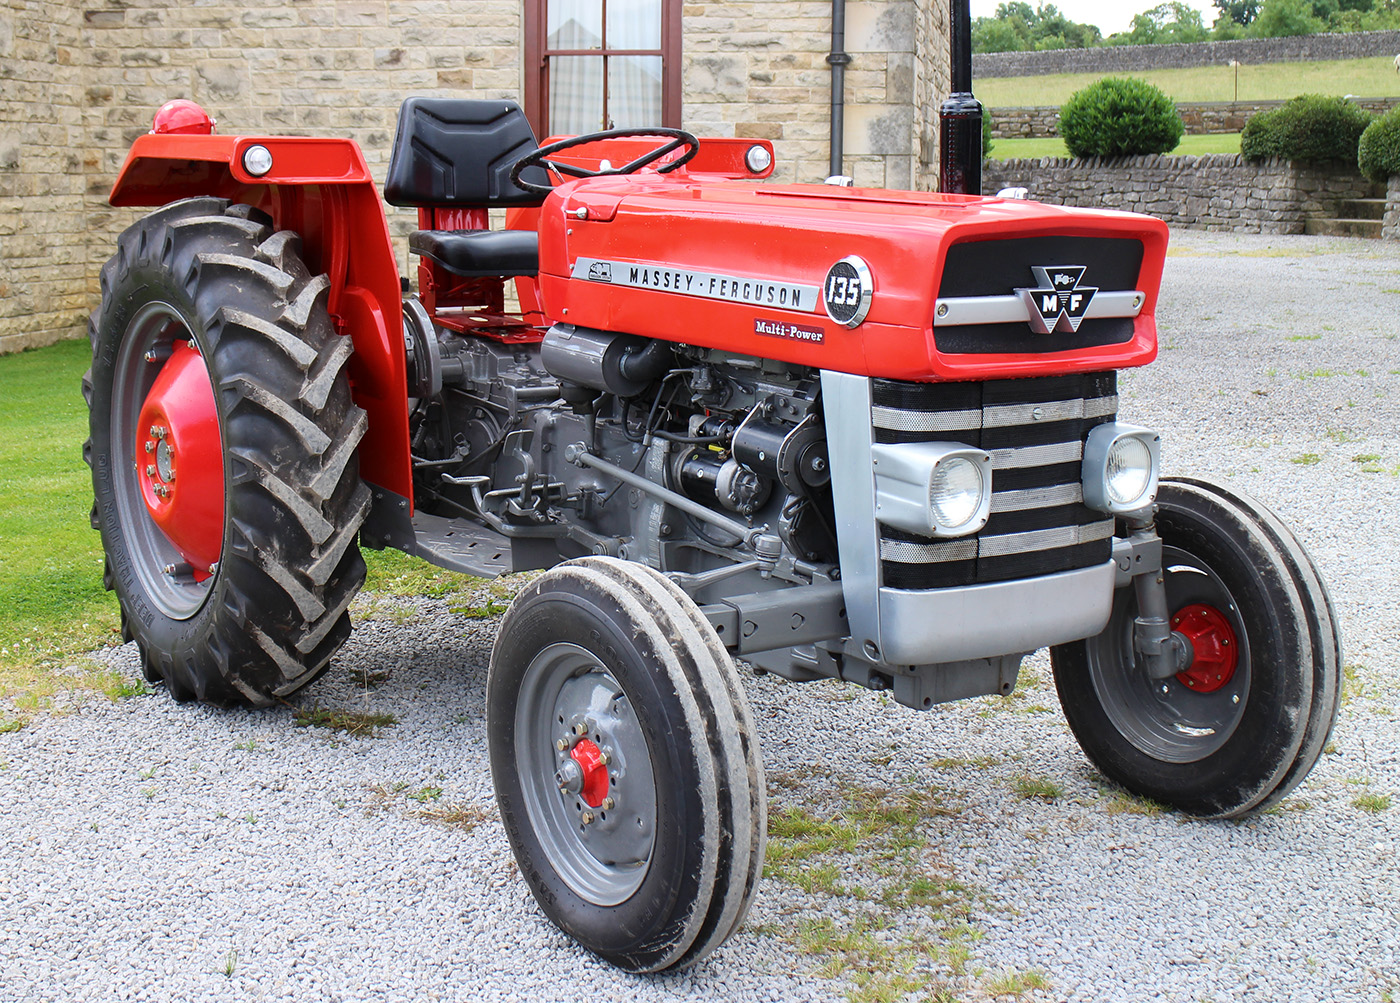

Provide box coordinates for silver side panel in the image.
[878,560,1116,665]
[820,370,881,655]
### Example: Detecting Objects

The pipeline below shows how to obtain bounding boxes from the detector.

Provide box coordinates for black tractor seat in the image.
[408,229,539,278]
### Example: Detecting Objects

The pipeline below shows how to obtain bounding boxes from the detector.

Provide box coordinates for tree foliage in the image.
[1240,94,1374,164]
[973,0,1400,51]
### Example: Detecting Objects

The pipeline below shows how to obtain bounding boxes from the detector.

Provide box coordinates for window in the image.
[524,0,681,139]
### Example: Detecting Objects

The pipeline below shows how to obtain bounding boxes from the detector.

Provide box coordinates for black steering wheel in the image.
[509,127,701,195]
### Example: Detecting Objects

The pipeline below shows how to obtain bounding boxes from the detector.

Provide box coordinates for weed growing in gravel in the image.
[293,706,397,738]
[221,949,237,977]
[1286,334,1322,342]
[1352,793,1392,814]
[348,667,391,689]
[1291,453,1322,466]
[982,968,1052,997]
[1099,788,1166,816]
[451,599,510,619]
[1011,775,1064,802]
[0,716,24,734]
[369,783,488,832]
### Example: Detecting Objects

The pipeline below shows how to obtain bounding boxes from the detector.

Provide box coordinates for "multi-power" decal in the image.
[572,257,823,313]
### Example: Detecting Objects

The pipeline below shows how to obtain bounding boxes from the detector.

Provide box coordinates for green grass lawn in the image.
[989,132,1243,160]
[978,55,1400,109]
[0,339,120,682]
[0,338,475,703]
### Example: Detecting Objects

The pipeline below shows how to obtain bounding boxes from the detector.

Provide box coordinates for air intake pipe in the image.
[939,0,982,196]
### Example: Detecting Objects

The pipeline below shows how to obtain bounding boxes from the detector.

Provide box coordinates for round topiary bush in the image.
[1358,106,1400,183]
[1058,77,1184,159]
[1241,95,1374,167]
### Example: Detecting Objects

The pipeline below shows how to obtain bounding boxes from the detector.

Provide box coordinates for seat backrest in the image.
[384,98,549,208]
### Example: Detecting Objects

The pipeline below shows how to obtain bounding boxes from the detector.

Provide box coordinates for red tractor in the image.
[85,17,1339,976]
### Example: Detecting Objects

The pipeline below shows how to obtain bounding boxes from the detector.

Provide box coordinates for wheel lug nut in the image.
[556,738,570,752]
[146,464,157,477]
[602,797,615,810]
[144,350,158,363]
[149,425,167,439]
[573,722,588,736]
[580,811,595,824]
[144,441,155,453]
[598,750,611,765]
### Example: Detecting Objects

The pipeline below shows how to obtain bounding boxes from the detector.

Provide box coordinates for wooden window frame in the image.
[523,0,682,139]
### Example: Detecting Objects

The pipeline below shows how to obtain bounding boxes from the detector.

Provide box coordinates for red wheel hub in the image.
[570,738,610,809]
[136,340,224,580]
[1173,603,1239,693]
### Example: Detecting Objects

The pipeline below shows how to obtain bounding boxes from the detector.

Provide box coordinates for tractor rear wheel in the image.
[84,197,369,706]
[487,557,764,973]
[1051,480,1332,818]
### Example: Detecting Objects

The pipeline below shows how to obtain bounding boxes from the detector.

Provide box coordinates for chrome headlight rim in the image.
[1083,423,1161,515]
[872,442,994,539]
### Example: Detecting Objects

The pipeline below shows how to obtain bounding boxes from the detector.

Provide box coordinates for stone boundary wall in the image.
[974,29,1400,79]
[1387,176,1400,240]
[982,154,1391,235]
[990,96,1400,140]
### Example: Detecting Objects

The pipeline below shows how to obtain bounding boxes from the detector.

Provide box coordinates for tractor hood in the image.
[535,178,1169,382]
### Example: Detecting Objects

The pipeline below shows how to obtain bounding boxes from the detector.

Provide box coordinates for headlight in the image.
[1083,423,1160,514]
[872,442,993,538]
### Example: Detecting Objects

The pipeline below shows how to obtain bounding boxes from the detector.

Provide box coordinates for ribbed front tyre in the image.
[85,197,370,706]
[487,557,765,973]
[1052,479,1340,818]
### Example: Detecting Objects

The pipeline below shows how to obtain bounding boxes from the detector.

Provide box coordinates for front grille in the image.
[873,372,1117,590]
[934,236,1145,356]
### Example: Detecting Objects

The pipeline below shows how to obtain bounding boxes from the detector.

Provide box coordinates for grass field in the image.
[0,338,477,701]
[977,55,1400,108]
[989,132,1243,160]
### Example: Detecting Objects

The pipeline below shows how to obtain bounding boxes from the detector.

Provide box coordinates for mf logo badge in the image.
[1016,265,1098,334]
[587,261,613,283]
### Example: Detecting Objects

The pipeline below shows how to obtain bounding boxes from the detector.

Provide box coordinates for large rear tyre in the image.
[84,197,370,706]
[1052,480,1325,818]
[487,557,764,973]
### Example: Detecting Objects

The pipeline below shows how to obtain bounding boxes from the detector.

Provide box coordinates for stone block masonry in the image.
[974,28,1400,79]
[990,97,1400,141]
[2,0,955,354]
[983,154,1390,237]
[1386,176,1400,241]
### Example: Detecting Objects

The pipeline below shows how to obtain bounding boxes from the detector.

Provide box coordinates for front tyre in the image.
[84,198,370,706]
[487,557,764,973]
[1052,480,1325,818]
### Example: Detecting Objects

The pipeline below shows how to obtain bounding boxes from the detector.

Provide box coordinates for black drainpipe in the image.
[827,0,850,179]
[939,0,982,195]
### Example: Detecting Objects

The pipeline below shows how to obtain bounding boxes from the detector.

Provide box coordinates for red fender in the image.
[110,126,411,504]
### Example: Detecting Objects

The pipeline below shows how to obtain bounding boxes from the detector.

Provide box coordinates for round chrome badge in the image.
[823,255,873,328]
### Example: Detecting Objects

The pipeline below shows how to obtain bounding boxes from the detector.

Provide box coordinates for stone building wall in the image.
[974,28,1400,79]
[989,96,1400,140]
[983,154,1384,235]
[1,0,954,354]
[0,1,86,354]
[684,1,942,192]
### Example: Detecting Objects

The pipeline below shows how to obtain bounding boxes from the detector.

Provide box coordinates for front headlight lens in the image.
[929,457,985,531]
[1105,436,1154,506]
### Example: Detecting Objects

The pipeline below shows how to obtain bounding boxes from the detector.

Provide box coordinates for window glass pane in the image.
[549,55,605,134]
[606,0,662,49]
[608,55,663,129]
[548,0,602,49]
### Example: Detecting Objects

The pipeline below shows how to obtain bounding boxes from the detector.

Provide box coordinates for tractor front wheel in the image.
[1051,479,1338,818]
[84,197,369,705]
[487,557,765,973]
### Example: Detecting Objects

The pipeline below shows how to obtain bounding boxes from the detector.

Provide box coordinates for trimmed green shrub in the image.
[1241,95,1374,167]
[1058,77,1184,158]
[1358,106,1400,183]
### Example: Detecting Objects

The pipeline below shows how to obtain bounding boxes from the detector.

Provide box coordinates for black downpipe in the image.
[827,0,851,179]
[939,0,982,195]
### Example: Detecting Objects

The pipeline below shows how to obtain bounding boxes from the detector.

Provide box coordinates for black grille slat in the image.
[873,372,1117,589]
[934,318,1135,355]
[938,237,1144,299]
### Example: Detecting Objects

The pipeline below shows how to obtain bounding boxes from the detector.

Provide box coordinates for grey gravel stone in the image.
[1,229,1396,1002]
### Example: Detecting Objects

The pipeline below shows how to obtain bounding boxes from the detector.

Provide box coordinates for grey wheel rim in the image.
[109,301,216,621]
[515,642,658,907]
[1088,546,1252,763]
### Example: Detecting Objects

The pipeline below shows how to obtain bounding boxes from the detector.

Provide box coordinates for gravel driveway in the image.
[3,229,1398,1003]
